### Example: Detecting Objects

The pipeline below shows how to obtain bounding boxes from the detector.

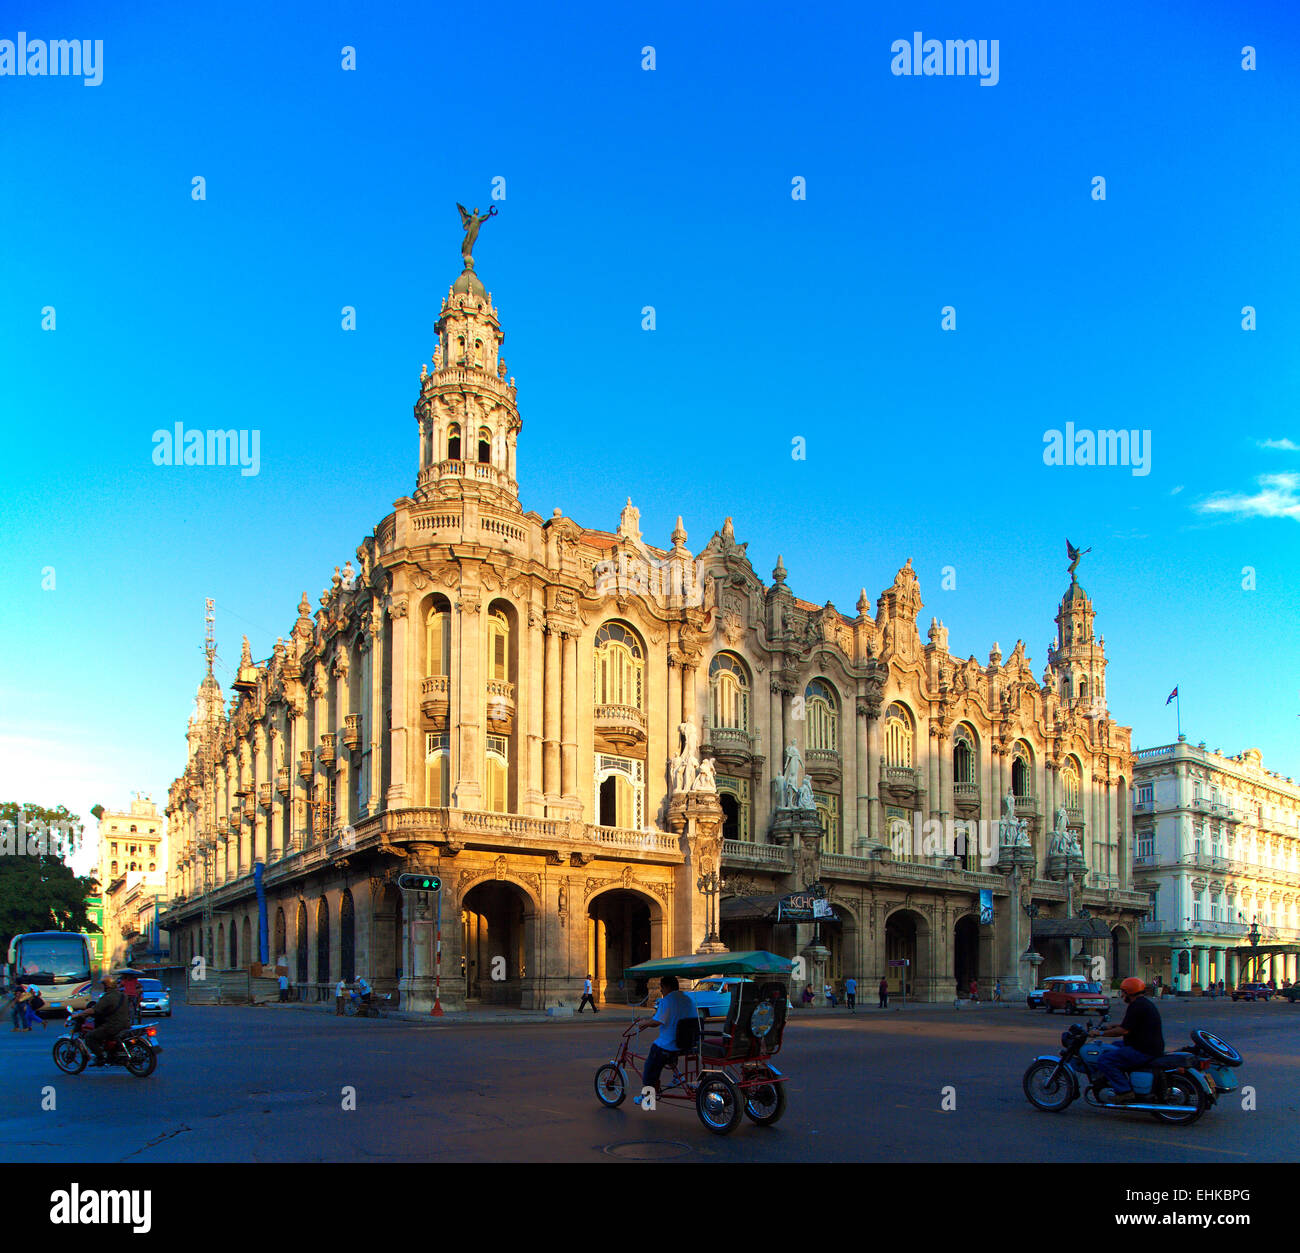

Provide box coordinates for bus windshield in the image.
[12,935,91,984]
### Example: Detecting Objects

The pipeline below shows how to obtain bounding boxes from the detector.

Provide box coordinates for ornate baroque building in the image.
[1132,742,1300,990]
[161,233,1147,1007]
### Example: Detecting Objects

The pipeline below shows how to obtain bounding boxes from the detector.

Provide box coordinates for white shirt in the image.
[355,977,371,995]
[652,990,696,1051]
[584,977,592,994]
[335,980,346,997]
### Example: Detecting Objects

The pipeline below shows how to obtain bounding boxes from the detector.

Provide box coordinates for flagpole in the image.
[1177,690,1181,739]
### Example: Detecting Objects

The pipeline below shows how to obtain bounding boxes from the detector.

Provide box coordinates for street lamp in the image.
[1248,918,1261,981]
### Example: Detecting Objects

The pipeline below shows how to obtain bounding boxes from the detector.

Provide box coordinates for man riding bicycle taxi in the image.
[634,974,697,1098]
[1090,976,1164,1102]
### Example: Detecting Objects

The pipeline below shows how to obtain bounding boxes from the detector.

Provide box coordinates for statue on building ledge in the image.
[769,740,825,856]
[1046,803,1087,880]
[995,788,1035,873]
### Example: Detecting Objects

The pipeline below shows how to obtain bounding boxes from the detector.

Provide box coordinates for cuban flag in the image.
[1166,686,1178,705]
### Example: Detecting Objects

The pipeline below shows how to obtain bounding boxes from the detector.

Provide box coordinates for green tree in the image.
[0,802,100,951]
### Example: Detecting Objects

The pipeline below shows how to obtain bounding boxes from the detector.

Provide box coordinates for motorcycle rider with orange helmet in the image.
[1090,976,1164,1103]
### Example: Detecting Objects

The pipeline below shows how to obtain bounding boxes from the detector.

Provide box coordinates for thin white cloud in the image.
[1170,485,1184,495]
[1197,472,1300,522]
[1258,438,1299,451]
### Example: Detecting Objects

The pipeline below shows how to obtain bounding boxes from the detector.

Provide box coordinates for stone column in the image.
[254,727,268,864]
[927,728,940,826]
[681,660,697,732]
[1196,947,1210,988]
[595,913,607,998]
[383,600,410,805]
[868,712,882,844]
[543,626,560,806]
[668,657,682,749]
[452,586,482,808]
[561,631,579,807]
[525,601,545,815]
[334,662,351,828]
[769,681,783,829]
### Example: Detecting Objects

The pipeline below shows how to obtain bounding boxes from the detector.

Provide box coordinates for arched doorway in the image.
[295,901,308,982]
[316,898,330,986]
[274,907,286,966]
[371,883,403,991]
[954,915,980,996]
[340,889,356,982]
[229,921,238,968]
[461,881,534,1007]
[1111,924,1134,984]
[588,890,653,1002]
[884,908,929,999]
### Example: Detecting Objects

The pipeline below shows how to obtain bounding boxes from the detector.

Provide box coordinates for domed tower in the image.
[1049,574,1108,713]
[413,208,522,512]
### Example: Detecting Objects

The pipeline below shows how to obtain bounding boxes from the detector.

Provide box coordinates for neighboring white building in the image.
[1132,740,1300,990]
[97,796,168,968]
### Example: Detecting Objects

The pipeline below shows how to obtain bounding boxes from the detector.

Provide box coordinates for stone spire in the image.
[1049,573,1107,713]
[412,207,522,512]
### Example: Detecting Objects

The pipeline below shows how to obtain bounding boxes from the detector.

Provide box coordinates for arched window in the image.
[316,898,330,985]
[426,733,449,806]
[952,726,976,784]
[487,609,509,682]
[805,679,838,752]
[594,622,644,708]
[485,735,509,813]
[1012,745,1032,798]
[426,600,451,676]
[884,702,914,767]
[447,423,462,461]
[709,652,750,731]
[1061,758,1081,808]
[595,755,644,829]
[111,861,118,876]
[478,426,492,464]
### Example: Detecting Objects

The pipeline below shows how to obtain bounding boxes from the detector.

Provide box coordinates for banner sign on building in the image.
[979,889,994,925]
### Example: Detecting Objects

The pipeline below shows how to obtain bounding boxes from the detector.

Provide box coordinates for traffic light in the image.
[397,873,442,892]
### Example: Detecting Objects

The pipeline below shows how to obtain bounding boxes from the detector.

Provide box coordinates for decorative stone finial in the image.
[239,635,252,668]
[671,516,687,551]
[857,588,869,615]
[773,555,787,585]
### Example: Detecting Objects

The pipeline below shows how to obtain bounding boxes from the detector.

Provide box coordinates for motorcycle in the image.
[53,1013,163,1078]
[1022,1012,1242,1125]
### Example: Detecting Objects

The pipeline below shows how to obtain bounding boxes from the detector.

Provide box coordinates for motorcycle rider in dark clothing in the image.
[73,976,132,1065]
[1091,976,1164,1102]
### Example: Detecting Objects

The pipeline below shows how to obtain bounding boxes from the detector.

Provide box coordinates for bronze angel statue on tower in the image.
[1066,538,1091,581]
[457,203,497,263]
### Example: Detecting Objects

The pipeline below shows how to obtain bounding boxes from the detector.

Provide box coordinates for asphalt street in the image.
[2,997,1296,1163]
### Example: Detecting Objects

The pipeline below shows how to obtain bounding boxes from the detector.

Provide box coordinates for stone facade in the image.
[1132,742,1300,990]
[160,247,1148,1008]
[97,796,166,970]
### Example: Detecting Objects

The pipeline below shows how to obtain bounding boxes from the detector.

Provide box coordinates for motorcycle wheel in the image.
[742,1069,787,1126]
[1151,1073,1206,1125]
[1022,1060,1075,1112]
[125,1043,157,1078]
[52,1038,87,1075]
[593,1063,627,1108]
[696,1074,744,1135]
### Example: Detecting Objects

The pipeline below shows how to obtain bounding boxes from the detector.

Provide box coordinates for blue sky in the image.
[3,0,1299,872]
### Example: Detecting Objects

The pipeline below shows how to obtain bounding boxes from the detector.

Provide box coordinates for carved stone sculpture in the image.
[669,720,700,795]
[692,757,717,794]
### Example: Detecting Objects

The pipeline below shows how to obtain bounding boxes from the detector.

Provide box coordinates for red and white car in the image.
[1043,977,1109,1015]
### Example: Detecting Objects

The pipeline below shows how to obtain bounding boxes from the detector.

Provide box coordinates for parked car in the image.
[685,976,792,1016]
[1277,984,1300,1003]
[138,977,172,1017]
[1027,974,1090,1010]
[1043,977,1109,1015]
[1231,982,1273,1002]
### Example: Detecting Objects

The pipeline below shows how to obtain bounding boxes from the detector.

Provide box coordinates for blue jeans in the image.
[643,1043,677,1093]
[1096,1044,1155,1094]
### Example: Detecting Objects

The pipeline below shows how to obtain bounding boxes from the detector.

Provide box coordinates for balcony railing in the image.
[722,840,791,868]
[319,734,336,766]
[1014,796,1037,818]
[953,781,979,801]
[341,714,362,751]
[594,704,647,747]
[1139,918,1167,933]
[708,726,753,760]
[884,766,920,795]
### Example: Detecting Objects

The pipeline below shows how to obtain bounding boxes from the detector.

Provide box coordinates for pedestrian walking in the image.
[577,973,598,1013]
[9,983,26,1031]
[993,979,1002,1003]
[120,972,143,1024]
[278,973,289,1003]
[878,976,889,1009]
[968,978,979,1002]
[844,975,857,1012]
[335,977,347,1015]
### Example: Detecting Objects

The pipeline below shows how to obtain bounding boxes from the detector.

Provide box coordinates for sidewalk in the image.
[245,997,1027,1026]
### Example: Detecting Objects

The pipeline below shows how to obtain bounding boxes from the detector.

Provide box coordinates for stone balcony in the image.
[883,765,921,800]
[275,767,291,796]
[1065,805,1085,827]
[319,733,336,767]
[594,703,647,750]
[341,714,362,751]
[806,748,842,786]
[298,750,314,780]
[421,675,450,727]
[707,725,754,767]
[722,840,793,870]
[953,781,980,813]
[258,783,272,809]
[485,679,516,736]
[1014,796,1037,818]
